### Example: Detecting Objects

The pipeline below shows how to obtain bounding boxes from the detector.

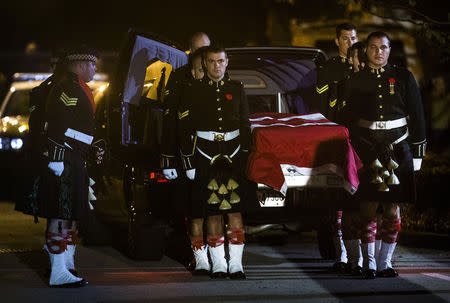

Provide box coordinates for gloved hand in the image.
[186,168,196,180]
[163,168,178,180]
[413,158,422,171]
[48,161,64,176]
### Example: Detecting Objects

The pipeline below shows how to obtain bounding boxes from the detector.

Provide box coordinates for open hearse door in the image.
[82,29,188,260]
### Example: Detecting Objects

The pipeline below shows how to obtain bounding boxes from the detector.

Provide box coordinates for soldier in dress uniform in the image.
[176,46,251,279]
[347,32,426,279]
[35,46,99,287]
[159,35,210,272]
[315,23,361,274]
[161,32,211,178]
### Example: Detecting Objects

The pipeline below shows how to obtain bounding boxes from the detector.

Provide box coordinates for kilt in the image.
[16,150,89,221]
[188,137,248,219]
[352,126,415,204]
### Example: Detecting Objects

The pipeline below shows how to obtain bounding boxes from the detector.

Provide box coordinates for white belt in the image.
[64,128,93,145]
[358,117,407,130]
[196,130,240,142]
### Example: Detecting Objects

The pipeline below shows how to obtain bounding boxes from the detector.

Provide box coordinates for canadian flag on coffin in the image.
[246,112,362,195]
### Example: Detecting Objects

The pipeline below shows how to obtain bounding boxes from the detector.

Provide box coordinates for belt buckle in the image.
[376,121,386,129]
[214,133,224,142]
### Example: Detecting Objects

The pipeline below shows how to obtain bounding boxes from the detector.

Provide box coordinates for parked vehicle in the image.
[87,30,358,261]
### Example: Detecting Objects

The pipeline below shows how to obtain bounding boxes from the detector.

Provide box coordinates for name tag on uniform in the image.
[65,128,93,145]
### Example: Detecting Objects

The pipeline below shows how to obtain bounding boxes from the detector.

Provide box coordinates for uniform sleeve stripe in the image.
[316,84,329,94]
[329,99,337,108]
[178,110,189,119]
[60,92,78,106]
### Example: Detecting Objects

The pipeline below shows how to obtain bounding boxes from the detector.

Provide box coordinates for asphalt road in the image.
[1,201,449,303]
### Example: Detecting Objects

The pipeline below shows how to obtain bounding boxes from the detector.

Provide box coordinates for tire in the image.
[124,165,167,260]
[127,217,166,260]
[79,209,113,246]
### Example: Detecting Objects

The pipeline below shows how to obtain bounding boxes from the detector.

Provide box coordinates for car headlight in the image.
[10,138,23,150]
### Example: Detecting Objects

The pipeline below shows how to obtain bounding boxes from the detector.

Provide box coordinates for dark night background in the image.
[0,0,449,231]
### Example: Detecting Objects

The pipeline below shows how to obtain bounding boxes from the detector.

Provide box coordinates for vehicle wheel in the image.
[127,217,166,260]
[79,210,113,246]
[317,222,336,260]
[124,165,167,260]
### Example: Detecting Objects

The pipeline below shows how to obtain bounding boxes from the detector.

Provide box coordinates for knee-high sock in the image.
[378,217,401,270]
[227,228,245,274]
[342,217,362,268]
[332,211,347,263]
[360,221,377,270]
[207,235,227,273]
[190,235,209,271]
[65,229,79,271]
[46,232,82,286]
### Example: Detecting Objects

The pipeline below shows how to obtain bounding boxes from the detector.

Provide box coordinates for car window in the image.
[247,95,277,114]
[2,90,29,117]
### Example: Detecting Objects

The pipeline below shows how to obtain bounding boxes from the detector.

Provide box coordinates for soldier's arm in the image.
[177,88,196,171]
[239,85,251,151]
[160,76,181,169]
[46,83,80,161]
[315,64,331,114]
[405,72,427,168]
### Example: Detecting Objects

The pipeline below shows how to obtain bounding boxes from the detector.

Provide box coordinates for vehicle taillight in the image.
[149,172,169,183]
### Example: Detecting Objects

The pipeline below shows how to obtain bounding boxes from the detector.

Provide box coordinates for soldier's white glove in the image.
[48,161,64,176]
[163,169,178,180]
[413,158,422,171]
[186,168,196,180]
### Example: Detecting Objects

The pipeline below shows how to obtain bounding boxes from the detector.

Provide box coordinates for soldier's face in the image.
[204,52,228,81]
[335,30,358,57]
[80,60,97,82]
[191,56,204,80]
[366,37,391,69]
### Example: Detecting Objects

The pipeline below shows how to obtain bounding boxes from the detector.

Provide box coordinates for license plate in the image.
[259,196,285,207]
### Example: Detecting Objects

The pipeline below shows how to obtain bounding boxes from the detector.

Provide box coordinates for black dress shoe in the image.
[192,268,210,276]
[362,269,376,279]
[351,266,363,276]
[229,271,246,280]
[378,268,399,277]
[50,279,88,288]
[332,262,347,273]
[210,271,227,279]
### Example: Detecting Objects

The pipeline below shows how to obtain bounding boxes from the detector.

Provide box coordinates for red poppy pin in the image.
[226,94,233,100]
[389,78,395,95]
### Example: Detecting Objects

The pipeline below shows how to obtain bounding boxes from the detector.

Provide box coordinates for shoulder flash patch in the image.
[60,92,78,106]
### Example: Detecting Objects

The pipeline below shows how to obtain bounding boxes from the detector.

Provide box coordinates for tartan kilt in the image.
[352,126,416,204]
[15,150,89,221]
[188,137,250,219]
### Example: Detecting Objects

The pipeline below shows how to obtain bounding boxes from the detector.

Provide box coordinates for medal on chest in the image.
[389,78,395,95]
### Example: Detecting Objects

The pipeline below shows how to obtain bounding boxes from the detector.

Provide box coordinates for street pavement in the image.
[0,201,449,303]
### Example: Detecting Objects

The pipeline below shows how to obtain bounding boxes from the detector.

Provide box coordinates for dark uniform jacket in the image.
[176,74,251,217]
[46,71,95,158]
[347,64,426,158]
[316,56,353,123]
[347,64,426,203]
[160,64,192,169]
[177,75,251,168]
